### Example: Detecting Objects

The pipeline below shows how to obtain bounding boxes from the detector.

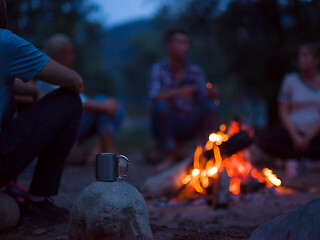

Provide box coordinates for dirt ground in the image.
[1,150,320,240]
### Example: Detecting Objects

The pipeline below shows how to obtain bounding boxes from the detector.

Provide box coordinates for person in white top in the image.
[256,43,320,159]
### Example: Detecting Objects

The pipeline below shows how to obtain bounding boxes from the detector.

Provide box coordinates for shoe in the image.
[1,181,28,207]
[21,198,69,227]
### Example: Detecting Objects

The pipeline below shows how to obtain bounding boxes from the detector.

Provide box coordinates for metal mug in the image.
[96,153,130,182]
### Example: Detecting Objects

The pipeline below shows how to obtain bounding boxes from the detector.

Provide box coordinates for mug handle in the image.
[118,155,130,179]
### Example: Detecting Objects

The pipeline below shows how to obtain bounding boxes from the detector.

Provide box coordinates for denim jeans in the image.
[152,100,220,151]
[0,88,82,196]
[78,96,124,141]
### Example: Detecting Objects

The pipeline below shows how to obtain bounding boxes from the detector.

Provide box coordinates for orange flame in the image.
[182,123,281,196]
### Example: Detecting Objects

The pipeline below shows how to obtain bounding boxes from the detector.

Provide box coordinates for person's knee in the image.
[50,88,82,115]
[203,100,220,115]
[152,101,170,113]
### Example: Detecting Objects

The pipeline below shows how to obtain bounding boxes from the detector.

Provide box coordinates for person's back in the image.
[0,29,50,127]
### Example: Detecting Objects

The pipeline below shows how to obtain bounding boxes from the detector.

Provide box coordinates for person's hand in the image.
[34,88,45,101]
[291,133,309,151]
[179,86,195,99]
[207,87,219,99]
[104,98,119,116]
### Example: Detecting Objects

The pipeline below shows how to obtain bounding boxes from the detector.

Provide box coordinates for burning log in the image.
[140,157,193,198]
[211,169,230,208]
[140,123,281,204]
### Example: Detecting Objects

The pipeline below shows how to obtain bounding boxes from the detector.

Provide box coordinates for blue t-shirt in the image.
[0,29,49,127]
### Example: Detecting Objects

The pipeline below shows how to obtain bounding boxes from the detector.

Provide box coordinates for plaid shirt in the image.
[148,59,208,113]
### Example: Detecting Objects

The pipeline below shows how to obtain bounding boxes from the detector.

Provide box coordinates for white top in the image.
[278,72,320,135]
[36,80,87,103]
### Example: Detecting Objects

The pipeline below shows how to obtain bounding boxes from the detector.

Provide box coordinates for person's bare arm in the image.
[279,101,305,150]
[13,78,43,100]
[305,121,320,143]
[35,59,83,94]
[83,98,118,115]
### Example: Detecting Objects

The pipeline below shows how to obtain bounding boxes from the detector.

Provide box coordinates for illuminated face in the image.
[166,33,190,60]
[52,42,75,68]
[298,46,319,72]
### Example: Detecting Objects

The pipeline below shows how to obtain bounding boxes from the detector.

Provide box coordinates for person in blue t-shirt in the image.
[0,0,83,226]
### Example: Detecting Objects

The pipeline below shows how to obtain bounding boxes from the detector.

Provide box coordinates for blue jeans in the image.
[78,95,124,141]
[152,100,220,151]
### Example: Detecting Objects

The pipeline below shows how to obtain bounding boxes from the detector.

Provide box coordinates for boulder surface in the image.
[249,198,320,240]
[69,181,153,240]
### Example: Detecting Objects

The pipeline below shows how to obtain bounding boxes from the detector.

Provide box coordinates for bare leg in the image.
[85,140,102,165]
[101,133,116,153]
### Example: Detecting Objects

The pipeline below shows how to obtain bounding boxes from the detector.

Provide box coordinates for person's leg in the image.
[152,101,179,171]
[254,126,303,159]
[97,104,125,153]
[175,100,220,146]
[305,133,320,159]
[151,101,176,151]
[0,88,82,197]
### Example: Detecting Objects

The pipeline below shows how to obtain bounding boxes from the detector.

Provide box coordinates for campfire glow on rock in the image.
[182,122,281,196]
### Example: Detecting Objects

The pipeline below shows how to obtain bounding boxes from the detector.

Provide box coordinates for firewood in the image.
[139,157,192,198]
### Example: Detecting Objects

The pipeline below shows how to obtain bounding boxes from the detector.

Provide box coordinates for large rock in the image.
[249,198,320,240]
[69,181,153,240]
[0,193,20,230]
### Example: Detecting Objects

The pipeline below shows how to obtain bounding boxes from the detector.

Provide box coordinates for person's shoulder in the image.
[0,29,30,52]
[0,29,15,45]
[282,72,300,85]
[150,59,168,71]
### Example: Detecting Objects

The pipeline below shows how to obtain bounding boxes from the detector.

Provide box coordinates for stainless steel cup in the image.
[96,153,130,182]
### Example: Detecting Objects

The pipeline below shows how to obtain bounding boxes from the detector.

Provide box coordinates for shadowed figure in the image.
[148,29,220,172]
[256,43,320,160]
[37,34,125,165]
[0,0,83,226]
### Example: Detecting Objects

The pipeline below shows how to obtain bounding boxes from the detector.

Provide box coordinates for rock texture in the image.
[0,193,20,230]
[69,181,153,240]
[249,198,320,240]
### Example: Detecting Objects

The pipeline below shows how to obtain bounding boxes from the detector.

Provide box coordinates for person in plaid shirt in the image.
[148,29,219,171]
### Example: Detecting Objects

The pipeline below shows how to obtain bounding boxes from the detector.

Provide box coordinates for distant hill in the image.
[102,19,154,72]
[101,18,165,96]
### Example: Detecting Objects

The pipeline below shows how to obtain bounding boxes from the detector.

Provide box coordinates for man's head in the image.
[298,43,320,73]
[164,28,190,61]
[43,34,74,68]
[0,0,7,29]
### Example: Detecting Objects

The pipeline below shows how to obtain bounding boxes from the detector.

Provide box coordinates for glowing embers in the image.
[182,122,281,196]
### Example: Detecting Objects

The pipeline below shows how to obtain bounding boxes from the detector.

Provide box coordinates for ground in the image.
[1,156,320,240]
[1,117,320,240]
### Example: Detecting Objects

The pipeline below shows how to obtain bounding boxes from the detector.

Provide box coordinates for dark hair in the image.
[300,42,320,58]
[0,0,7,29]
[164,28,188,43]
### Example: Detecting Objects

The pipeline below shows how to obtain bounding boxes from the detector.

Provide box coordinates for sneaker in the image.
[21,198,70,227]
[1,181,28,207]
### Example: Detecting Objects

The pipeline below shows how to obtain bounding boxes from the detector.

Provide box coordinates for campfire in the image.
[141,121,282,208]
[181,121,281,200]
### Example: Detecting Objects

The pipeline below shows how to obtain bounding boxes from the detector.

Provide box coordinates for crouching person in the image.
[148,29,220,172]
[0,0,83,225]
[37,34,124,165]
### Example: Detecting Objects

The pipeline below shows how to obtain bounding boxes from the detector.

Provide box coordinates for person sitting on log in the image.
[148,28,220,172]
[36,34,125,165]
[0,0,83,225]
[256,43,320,163]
